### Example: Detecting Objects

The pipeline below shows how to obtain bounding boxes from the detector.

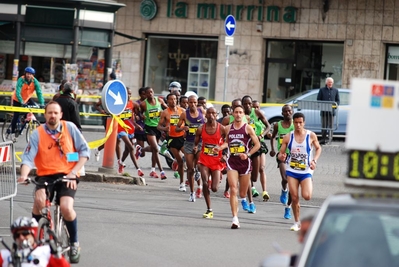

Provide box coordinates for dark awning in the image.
[114,31,144,41]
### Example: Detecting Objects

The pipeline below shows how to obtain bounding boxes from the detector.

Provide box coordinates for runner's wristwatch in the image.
[247,152,251,158]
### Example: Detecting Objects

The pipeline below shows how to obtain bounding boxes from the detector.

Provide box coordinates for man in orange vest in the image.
[18,101,90,264]
[11,67,45,141]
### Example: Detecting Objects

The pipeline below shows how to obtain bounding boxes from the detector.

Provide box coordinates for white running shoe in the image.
[179,183,186,192]
[10,133,16,142]
[290,222,301,232]
[189,193,196,202]
[94,148,100,162]
[231,216,240,229]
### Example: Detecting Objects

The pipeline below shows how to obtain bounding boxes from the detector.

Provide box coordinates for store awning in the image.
[114,31,144,41]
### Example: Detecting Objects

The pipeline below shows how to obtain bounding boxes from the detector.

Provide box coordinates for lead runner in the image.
[214,105,260,229]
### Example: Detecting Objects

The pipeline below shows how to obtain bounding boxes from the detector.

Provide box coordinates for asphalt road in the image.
[0,131,363,266]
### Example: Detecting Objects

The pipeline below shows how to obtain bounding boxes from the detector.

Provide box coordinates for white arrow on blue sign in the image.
[224,15,236,37]
[101,80,128,115]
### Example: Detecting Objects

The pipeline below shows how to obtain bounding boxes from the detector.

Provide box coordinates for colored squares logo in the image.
[371,84,395,108]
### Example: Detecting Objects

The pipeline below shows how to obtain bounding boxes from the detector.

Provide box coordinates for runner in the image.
[157,94,186,186]
[176,95,205,200]
[278,112,322,231]
[214,105,260,229]
[140,87,168,179]
[270,104,294,219]
[134,87,148,159]
[242,95,271,213]
[116,88,144,177]
[194,107,225,218]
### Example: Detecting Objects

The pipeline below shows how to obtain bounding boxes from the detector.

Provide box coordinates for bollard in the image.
[98,117,118,174]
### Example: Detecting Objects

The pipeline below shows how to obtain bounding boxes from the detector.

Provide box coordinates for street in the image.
[0,130,363,266]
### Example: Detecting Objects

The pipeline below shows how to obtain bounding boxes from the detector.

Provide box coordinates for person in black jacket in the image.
[54,82,82,132]
[317,77,340,144]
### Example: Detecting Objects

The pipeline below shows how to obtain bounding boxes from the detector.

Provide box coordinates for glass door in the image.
[265,61,295,103]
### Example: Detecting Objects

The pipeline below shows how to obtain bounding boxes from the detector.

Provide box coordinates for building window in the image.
[264,40,343,103]
[385,45,399,81]
[144,35,218,99]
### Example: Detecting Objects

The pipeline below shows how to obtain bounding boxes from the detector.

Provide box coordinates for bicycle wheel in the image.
[58,218,70,261]
[26,120,40,143]
[1,116,12,142]
[37,217,51,244]
[54,207,70,261]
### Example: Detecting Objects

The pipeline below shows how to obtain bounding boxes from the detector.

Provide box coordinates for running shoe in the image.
[224,191,230,198]
[135,145,142,160]
[137,169,144,177]
[195,188,202,198]
[185,179,189,186]
[194,168,200,181]
[118,161,125,174]
[150,171,159,178]
[70,242,81,263]
[10,133,16,143]
[280,189,288,205]
[189,193,196,202]
[203,210,213,219]
[94,148,100,162]
[160,172,167,180]
[263,191,270,202]
[248,202,256,214]
[160,140,168,154]
[241,199,249,211]
[284,207,292,219]
[179,183,186,192]
[174,171,180,179]
[290,222,301,232]
[172,160,178,171]
[252,187,259,197]
[231,217,240,229]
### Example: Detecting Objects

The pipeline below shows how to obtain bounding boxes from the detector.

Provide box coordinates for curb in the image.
[16,166,146,186]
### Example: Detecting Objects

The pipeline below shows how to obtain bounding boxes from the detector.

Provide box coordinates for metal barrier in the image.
[296,100,339,143]
[0,141,16,227]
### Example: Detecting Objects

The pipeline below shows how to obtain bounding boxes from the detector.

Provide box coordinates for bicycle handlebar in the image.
[20,177,78,186]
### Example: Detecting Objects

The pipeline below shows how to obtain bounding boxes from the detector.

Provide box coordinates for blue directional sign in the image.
[224,15,236,37]
[101,80,128,115]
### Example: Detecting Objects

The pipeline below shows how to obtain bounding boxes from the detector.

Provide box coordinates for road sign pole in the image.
[223,45,229,102]
[100,117,118,171]
[223,15,236,103]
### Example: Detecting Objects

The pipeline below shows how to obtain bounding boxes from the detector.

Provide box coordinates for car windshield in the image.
[280,90,316,103]
[305,206,399,267]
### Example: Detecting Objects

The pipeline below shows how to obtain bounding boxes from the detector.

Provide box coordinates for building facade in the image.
[114,0,399,103]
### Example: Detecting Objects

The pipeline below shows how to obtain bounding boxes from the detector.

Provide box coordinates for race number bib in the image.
[148,108,160,119]
[203,143,217,156]
[229,142,245,155]
[170,114,179,126]
[188,124,200,135]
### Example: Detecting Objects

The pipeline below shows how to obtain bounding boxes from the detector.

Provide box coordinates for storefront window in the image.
[264,40,343,103]
[386,46,399,81]
[144,35,218,99]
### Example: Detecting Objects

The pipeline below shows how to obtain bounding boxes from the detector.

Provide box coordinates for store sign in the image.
[166,0,297,23]
[387,46,399,64]
[140,0,158,21]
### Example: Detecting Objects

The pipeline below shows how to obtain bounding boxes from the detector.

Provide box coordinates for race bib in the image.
[289,159,306,170]
[148,108,160,119]
[203,143,217,156]
[229,142,245,155]
[188,124,200,135]
[249,119,255,130]
[170,114,179,125]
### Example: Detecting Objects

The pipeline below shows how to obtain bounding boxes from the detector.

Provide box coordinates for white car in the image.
[261,89,350,135]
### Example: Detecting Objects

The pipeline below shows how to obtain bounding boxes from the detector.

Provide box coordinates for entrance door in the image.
[265,61,295,103]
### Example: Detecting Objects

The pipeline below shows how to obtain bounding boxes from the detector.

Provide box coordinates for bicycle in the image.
[22,177,76,262]
[1,104,41,143]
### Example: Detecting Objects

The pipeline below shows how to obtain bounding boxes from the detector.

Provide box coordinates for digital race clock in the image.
[346,150,399,188]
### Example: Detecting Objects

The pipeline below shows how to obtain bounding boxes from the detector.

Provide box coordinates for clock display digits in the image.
[394,154,399,181]
[349,150,360,177]
[363,152,378,179]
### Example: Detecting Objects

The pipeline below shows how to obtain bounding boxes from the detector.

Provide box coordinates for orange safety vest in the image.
[34,121,77,176]
[166,107,185,138]
[12,76,37,103]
